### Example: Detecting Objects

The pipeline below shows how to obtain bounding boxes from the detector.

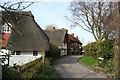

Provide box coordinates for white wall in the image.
[61,43,67,49]
[9,51,42,66]
[60,43,67,56]
[60,49,67,56]
[2,23,11,33]
[0,49,43,66]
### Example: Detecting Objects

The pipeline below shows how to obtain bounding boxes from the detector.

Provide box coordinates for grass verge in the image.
[80,56,97,67]
[35,66,59,79]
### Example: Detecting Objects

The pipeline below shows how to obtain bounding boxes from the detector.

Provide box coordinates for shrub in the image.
[83,40,114,59]
[99,40,114,60]
[83,41,100,58]
[35,58,59,79]
[2,65,18,79]
[98,40,114,69]
[83,40,115,75]
[45,43,59,61]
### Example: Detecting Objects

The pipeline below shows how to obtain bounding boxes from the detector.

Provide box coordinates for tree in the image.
[106,2,120,78]
[68,1,113,41]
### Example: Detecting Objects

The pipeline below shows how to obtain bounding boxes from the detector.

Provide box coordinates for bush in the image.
[83,40,115,76]
[99,40,114,60]
[35,58,59,79]
[83,41,100,58]
[36,66,59,79]
[2,65,18,79]
[45,43,59,61]
[83,40,114,59]
[98,40,114,69]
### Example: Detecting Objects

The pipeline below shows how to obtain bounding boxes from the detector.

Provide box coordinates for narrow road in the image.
[54,55,106,78]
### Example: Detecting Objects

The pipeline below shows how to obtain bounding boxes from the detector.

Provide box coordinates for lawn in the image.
[80,56,98,67]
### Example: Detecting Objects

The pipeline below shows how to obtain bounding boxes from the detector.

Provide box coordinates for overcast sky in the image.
[26,2,95,45]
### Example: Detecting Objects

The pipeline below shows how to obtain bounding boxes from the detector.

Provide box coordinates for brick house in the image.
[67,33,82,55]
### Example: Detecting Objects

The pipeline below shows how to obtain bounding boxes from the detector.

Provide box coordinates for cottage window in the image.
[65,50,67,53]
[16,51,21,55]
[11,51,15,55]
[65,43,67,46]
[71,48,73,51]
[7,26,10,31]
[33,51,38,56]
[2,27,5,31]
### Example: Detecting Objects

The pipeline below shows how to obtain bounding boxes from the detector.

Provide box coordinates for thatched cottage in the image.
[44,27,83,56]
[0,11,50,66]
[44,27,68,56]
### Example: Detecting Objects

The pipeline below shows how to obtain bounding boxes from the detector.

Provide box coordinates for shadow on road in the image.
[53,55,82,65]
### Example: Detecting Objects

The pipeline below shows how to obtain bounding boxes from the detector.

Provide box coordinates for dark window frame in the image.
[33,51,38,56]
[16,51,21,55]
[11,51,15,55]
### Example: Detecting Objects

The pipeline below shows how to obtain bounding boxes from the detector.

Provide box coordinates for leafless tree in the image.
[104,2,120,78]
[68,1,114,41]
[0,1,34,11]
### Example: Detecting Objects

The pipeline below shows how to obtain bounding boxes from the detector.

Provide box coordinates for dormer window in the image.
[2,23,11,33]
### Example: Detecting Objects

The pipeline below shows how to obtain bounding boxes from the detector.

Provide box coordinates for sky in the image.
[26,2,95,46]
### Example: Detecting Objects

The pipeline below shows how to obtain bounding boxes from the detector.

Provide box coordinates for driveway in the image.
[53,55,106,78]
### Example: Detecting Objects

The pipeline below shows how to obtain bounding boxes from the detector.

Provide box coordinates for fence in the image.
[17,57,43,79]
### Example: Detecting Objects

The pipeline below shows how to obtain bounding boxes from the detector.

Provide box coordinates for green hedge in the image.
[83,40,115,76]
[83,41,100,58]
[100,40,114,60]
[83,40,114,59]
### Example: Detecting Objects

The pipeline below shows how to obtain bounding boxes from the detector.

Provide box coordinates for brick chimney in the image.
[47,27,55,30]
[76,36,78,39]
[71,33,74,37]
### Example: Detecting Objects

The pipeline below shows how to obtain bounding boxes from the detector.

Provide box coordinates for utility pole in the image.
[115,1,120,78]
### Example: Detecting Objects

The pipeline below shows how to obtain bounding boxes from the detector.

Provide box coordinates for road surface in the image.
[54,55,106,78]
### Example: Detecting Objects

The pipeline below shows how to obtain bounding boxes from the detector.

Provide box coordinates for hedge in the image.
[83,40,115,76]
[83,40,114,59]
[83,41,100,58]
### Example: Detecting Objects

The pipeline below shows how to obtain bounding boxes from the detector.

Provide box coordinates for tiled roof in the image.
[0,33,10,48]
[68,34,82,44]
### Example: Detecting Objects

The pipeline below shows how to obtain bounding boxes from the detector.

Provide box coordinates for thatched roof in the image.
[44,29,67,46]
[2,11,50,51]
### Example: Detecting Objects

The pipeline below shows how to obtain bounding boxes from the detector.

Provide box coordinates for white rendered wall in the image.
[9,51,42,66]
[60,43,67,56]
[0,49,42,66]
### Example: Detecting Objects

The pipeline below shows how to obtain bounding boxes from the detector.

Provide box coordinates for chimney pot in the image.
[71,33,74,37]
[76,36,78,39]
[47,27,55,30]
